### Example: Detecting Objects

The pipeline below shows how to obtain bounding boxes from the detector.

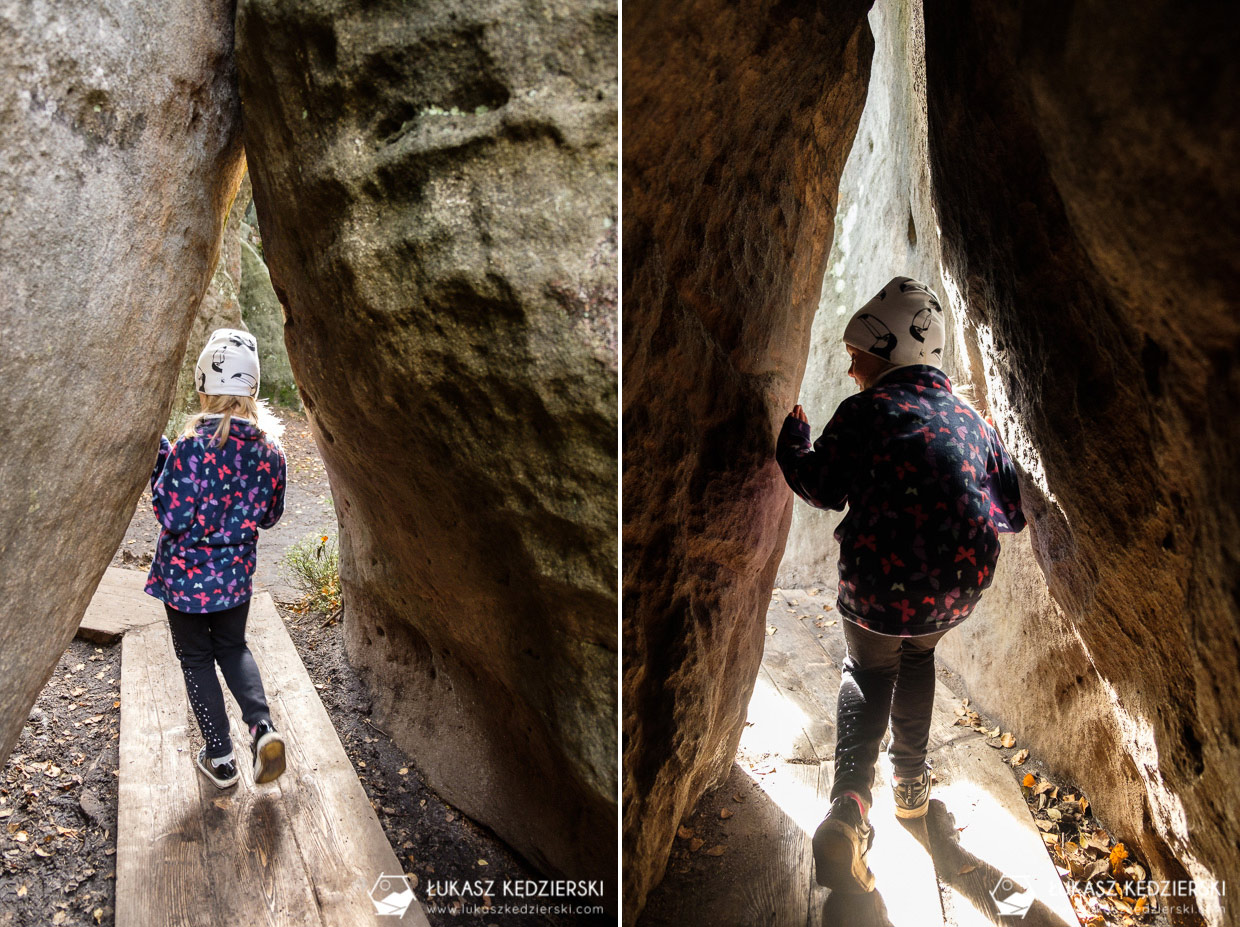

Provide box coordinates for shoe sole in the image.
[195,753,239,789]
[812,819,876,892]
[253,732,286,784]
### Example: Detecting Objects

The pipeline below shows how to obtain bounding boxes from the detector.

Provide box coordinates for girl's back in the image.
[145,417,286,613]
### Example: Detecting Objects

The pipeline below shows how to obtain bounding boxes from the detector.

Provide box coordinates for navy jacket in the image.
[776,366,1025,636]
[145,417,286,613]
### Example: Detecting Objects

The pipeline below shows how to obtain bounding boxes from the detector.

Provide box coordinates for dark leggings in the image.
[164,601,272,760]
[831,616,950,806]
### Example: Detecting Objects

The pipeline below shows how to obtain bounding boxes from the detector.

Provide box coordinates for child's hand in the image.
[791,404,809,424]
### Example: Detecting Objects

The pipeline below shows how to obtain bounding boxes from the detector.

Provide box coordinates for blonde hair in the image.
[182,393,262,447]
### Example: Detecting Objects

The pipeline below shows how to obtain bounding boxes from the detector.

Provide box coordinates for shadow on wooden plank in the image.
[904,800,1075,927]
[638,762,822,927]
[820,888,896,927]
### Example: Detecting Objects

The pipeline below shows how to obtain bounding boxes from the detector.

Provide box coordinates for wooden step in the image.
[77,567,164,644]
[116,591,428,926]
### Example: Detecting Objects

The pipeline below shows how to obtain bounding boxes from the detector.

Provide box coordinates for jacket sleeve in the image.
[151,437,199,534]
[982,422,1026,533]
[259,442,287,529]
[150,435,172,487]
[775,400,859,511]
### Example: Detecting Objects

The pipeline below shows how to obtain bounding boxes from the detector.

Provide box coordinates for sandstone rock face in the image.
[236,0,617,893]
[239,237,298,409]
[0,0,243,768]
[922,4,1239,923]
[170,173,251,432]
[778,0,952,588]
[622,1,873,916]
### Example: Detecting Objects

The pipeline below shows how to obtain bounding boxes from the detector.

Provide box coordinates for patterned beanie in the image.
[842,276,945,368]
[195,328,260,397]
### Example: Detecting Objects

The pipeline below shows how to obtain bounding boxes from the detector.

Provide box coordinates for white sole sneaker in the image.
[195,747,239,789]
[253,729,286,784]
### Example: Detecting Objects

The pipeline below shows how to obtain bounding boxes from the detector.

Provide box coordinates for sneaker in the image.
[812,795,876,892]
[250,719,286,784]
[196,746,239,789]
[893,767,931,819]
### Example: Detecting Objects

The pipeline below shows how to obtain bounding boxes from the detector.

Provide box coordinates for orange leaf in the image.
[1023,773,1036,787]
[1109,842,1128,872]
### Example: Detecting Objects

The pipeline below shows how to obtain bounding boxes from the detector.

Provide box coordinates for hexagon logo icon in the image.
[991,876,1035,918]
[370,873,416,918]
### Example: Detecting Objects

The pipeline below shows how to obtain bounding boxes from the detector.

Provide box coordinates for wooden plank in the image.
[924,736,1078,927]
[78,567,164,643]
[116,619,214,927]
[238,593,430,927]
[117,590,428,926]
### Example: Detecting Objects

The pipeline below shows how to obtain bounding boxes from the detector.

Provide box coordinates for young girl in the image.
[145,328,289,789]
[777,277,1025,892]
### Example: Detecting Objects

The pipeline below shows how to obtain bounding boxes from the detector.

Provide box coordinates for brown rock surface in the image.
[622,0,873,917]
[923,3,1239,923]
[0,0,243,768]
[236,0,617,894]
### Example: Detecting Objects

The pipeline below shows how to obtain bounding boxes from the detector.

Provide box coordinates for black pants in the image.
[164,601,272,760]
[831,617,950,807]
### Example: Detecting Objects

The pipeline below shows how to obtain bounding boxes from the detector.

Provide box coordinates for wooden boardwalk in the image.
[639,587,1077,927]
[95,569,429,926]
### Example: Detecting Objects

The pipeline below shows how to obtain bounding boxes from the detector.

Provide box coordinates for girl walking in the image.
[145,328,289,789]
[776,277,1025,892]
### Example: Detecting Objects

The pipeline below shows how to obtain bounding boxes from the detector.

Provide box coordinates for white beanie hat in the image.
[842,276,945,368]
[195,328,260,397]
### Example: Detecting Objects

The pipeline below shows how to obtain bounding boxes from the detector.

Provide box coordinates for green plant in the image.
[279,533,341,615]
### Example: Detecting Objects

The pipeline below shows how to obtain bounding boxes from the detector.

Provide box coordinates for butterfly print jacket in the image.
[777,365,1025,636]
[145,417,287,613]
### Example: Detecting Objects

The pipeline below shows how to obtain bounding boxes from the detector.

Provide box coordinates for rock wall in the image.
[170,172,251,433]
[0,0,243,769]
[239,235,299,410]
[922,3,1239,924]
[622,0,874,917]
[236,0,617,895]
[777,0,951,587]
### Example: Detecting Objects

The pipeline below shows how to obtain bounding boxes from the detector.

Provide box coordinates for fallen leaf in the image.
[677,826,693,840]
[719,808,733,820]
[1109,842,1128,873]
[1011,748,1029,766]
[398,767,408,776]
[1022,773,1036,788]
[1001,732,1016,748]
[689,837,704,852]
[765,626,777,636]
[16,885,26,897]
[705,845,726,856]
[477,859,488,866]
[986,736,1004,748]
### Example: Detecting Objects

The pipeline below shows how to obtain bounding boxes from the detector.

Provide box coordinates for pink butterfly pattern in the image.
[144,420,287,613]
[777,365,1025,636]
